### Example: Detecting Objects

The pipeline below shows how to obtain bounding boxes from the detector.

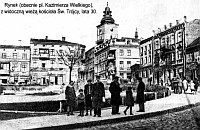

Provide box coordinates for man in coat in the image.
[84,79,93,116]
[136,77,145,112]
[91,75,105,117]
[109,76,122,114]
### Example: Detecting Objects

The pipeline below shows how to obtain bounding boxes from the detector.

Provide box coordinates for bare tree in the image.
[57,45,83,82]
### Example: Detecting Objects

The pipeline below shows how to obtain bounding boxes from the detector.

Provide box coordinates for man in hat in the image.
[136,77,145,112]
[84,79,93,116]
[91,75,105,117]
[109,76,122,114]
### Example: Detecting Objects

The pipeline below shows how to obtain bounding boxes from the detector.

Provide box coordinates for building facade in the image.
[30,37,85,85]
[139,17,200,85]
[0,45,30,85]
[85,3,140,83]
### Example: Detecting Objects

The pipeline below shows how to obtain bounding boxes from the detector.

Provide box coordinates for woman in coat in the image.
[136,77,145,112]
[124,86,134,115]
[65,81,76,116]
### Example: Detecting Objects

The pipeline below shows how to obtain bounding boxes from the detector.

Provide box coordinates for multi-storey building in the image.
[85,3,140,83]
[139,17,200,85]
[0,45,30,84]
[85,47,95,81]
[30,37,85,85]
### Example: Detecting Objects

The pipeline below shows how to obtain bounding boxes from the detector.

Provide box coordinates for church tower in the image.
[96,2,119,45]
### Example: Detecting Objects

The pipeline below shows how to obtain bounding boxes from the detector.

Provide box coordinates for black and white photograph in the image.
[0,0,200,129]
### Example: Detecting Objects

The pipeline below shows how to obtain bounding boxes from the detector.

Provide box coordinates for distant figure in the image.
[124,86,134,115]
[65,81,76,116]
[91,75,105,117]
[77,89,85,117]
[194,78,199,94]
[109,76,122,115]
[190,80,195,94]
[178,77,183,94]
[182,77,188,94]
[84,79,93,116]
[136,77,145,112]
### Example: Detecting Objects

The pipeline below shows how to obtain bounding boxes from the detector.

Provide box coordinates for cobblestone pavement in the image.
[76,106,200,130]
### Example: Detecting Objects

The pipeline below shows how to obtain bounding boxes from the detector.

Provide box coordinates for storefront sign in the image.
[95,40,110,53]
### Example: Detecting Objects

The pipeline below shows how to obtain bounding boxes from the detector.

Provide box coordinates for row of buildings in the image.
[139,16,200,85]
[0,38,86,85]
[1,3,200,87]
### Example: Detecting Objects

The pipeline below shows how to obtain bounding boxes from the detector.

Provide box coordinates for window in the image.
[141,58,143,65]
[42,63,45,68]
[119,49,124,56]
[0,64,3,69]
[127,61,131,70]
[127,50,131,56]
[140,47,143,56]
[148,44,151,54]
[21,64,27,71]
[148,56,151,63]
[33,62,37,67]
[13,53,17,59]
[120,61,124,70]
[120,73,124,78]
[43,45,45,47]
[50,60,55,64]
[33,49,37,55]
[2,53,6,59]
[22,53,27,59]
[50,49,55,56]
[144,46,147,55]
[39,48,49,54]
[145,57,147,64]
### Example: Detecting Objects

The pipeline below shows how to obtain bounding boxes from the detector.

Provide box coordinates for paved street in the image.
[76,105,200,130]
[1,93,200,129]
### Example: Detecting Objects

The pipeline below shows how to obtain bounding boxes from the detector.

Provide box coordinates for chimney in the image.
[158,28,161,33]
[176,20,179,25]
[62,37,65,41]
[169,23,172,27]
[164,25,167,30]
[45,36,48,40]
[184,16,187,23]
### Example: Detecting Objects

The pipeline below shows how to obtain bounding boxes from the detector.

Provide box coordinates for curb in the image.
[29,102,200,130]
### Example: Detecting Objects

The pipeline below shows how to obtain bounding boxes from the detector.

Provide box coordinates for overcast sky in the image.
[0,0,200,50]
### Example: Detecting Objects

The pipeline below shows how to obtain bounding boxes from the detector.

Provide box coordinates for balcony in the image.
[39,54,50,60]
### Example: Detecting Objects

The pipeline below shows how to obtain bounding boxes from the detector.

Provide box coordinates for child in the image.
[77,89,85,116]
[124,86,134,115]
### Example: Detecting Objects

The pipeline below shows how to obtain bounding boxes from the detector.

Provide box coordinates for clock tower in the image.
[96,2,119,45]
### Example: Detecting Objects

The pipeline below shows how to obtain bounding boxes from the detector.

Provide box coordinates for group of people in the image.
[64,75,146,117]
[172,77,199,94]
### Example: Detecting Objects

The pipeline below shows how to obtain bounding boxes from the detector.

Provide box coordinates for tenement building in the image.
[30,37,85,85]
[139,16,200,85]
[0,45,30,84]
[85,3,140,83]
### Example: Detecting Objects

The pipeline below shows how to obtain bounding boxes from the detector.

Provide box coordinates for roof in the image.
[0,45,30,49]
[30,38,86,48]
[186,37,200,54]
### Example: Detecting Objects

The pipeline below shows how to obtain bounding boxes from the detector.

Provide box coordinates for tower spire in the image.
[135,28,138,39]
[100,2,115,25]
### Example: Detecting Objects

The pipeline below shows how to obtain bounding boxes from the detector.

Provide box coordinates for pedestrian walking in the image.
[65,81,76,116]
[77,89,85,117]
[136,77,145,112]
[194,77,199,94]
[84,79,93,116]
[123,86,134,115]
[109,76,122,115]
[182,77,188,94]
[91,75,105,117]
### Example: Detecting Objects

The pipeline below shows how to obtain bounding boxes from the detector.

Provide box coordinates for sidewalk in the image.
[1,93,200,130]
